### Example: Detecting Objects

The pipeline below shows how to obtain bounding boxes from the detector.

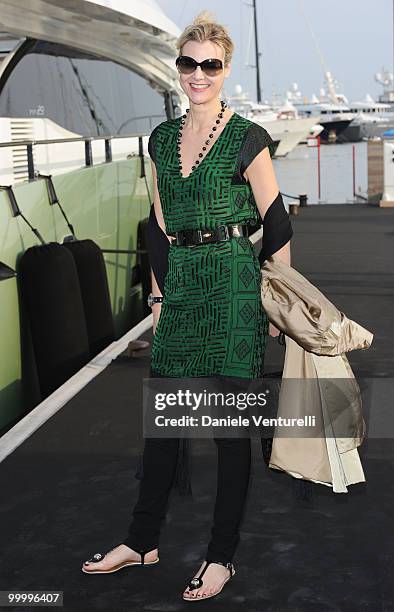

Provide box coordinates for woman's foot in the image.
[182,559,235,600]
[82,544,159,574]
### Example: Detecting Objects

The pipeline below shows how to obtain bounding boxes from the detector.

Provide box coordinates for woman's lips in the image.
[189,83,210,91]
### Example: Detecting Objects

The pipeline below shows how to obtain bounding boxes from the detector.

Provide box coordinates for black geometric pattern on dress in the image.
[149,112,271,378]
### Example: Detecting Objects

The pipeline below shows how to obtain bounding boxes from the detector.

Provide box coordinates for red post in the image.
[352,144,356,197]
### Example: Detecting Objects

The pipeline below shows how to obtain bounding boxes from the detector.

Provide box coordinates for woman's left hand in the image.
[269,322,281,337]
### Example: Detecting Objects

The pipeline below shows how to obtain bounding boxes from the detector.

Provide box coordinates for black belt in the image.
[169,224,250,246]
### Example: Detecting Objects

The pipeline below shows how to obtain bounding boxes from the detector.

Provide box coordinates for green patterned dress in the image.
[149,111,275,379]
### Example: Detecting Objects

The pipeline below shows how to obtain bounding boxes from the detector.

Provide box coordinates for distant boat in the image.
[225,85,320,156]
[340,97,394,142]
[292,100,353,143]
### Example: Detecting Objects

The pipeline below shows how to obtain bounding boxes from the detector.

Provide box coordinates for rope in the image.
[280,191,301,200]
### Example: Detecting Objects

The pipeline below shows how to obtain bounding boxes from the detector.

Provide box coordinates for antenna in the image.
[252,0,262,103]
[297,0,339,103]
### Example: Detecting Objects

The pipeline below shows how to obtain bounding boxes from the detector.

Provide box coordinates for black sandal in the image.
[182,559,235,601]
[82,544,159,574]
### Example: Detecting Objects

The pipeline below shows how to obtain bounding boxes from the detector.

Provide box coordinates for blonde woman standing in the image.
[82,11,292,601]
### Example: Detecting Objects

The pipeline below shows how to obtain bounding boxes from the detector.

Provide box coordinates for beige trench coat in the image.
[260,257,374,493]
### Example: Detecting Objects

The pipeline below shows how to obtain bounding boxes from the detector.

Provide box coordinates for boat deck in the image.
[0,204,393,611]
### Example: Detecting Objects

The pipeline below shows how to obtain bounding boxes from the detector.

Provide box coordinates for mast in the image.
[252,0,262,103]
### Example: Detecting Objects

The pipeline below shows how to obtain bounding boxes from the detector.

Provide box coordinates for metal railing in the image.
[0,131,153,181]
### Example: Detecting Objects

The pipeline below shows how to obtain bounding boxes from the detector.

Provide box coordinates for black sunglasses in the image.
[175,55,223,76]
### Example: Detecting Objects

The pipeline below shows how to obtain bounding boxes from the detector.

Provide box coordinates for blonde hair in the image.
[177,11,234,67]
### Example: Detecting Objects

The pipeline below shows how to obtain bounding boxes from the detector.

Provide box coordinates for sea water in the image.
[273,141,368,205]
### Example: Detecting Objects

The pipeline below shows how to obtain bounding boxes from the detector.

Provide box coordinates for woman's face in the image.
[177,39,231,106]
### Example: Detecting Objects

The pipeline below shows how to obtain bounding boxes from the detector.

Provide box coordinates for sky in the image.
[156,0,392,105]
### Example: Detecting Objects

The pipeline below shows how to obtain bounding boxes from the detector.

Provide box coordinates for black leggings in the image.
[123,373,252,564]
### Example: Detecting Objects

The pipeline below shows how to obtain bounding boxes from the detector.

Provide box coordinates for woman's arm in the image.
[148,159,173,334]
[244,146,292,266]
[245,146,292,335]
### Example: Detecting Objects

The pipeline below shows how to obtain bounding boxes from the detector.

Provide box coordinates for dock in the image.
[0,203,393,610]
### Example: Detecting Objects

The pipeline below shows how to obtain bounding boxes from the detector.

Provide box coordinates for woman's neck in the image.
[186,100,226,132]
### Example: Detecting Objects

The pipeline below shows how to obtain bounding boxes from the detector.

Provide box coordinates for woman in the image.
[82,11,293,601]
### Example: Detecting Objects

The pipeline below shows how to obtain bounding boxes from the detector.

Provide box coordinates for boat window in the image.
[0,40,166,136]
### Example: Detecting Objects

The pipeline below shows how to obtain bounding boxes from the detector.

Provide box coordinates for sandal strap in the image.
[187,559,235,591]
[85,543,158,566]
[132,546,158,565]
[187,560,210,590]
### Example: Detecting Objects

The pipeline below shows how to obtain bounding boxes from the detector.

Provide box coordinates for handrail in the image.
[0,131,154,180]
[0,132,149,148]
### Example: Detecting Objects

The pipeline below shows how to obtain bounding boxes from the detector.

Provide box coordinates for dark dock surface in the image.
[0,203,393,611]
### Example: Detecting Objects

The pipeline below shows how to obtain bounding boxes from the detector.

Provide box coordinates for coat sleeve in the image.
[146,123,169,293]
[148,127,157,164]
[146,203,169,294]
[258,191,293,265]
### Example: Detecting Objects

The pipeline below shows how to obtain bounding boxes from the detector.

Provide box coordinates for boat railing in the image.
[0,129,157,256]
[0,130,153,181]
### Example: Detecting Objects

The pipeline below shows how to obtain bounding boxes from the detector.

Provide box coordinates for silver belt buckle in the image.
[217,225,230,241]
[231,224,242,238]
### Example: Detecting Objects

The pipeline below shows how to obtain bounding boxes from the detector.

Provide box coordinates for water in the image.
[273,141,368,205]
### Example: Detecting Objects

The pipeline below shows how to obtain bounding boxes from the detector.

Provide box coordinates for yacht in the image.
[293,97,354,143]
[226,85,321,156]
[289,82,394,143]
[340,97,394,142]
[0,0,187,435]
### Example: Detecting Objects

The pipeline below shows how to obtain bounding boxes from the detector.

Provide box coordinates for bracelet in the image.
[147,293,164,308]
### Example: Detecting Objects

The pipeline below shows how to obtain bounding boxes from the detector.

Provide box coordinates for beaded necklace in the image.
[177,99,228,177]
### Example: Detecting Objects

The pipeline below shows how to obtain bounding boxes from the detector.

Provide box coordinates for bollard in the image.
[289,202,299,216]
[299,193,308,207]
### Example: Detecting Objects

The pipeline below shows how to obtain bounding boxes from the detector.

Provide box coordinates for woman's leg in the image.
[182,435,251,598]
[82,369,180,573]
[123,367,181,551]
[206,436,252,563]
[123,436,181,551]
